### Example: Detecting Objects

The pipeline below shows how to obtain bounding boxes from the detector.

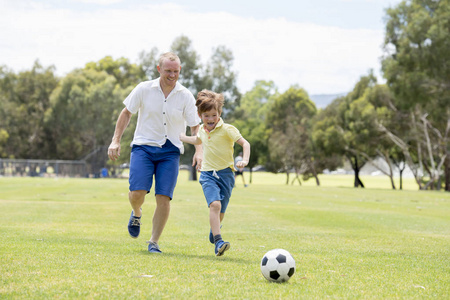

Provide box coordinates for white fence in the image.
[0,159,89,177]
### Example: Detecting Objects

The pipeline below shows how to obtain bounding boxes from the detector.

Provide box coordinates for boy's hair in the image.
[158,52,181,67]
[196,89,224,115]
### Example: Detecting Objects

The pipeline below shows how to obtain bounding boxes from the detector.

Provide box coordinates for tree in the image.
[167,36,242,179]
[0,61,59,159]
[84,56,146,89]
[382,0,450,190]
[0,65,15,158]
[365,84,409,190]
[310,102,344,179]
[0,129,8,157]
[202,46,241,119]
[138,47,159,80]
[167,36,204,180]
[266,86,318,185]
[170,35,203,96]
[45,68,123,167]
[313,73,380,188]
[232,80,277,183]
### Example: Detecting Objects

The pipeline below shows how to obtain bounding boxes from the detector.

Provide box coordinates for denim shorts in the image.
[199,168,235,213]
[129,140,180,199]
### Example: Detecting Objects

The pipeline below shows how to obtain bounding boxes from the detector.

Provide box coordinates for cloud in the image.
[71,0,123,4]
[0,1,386,94]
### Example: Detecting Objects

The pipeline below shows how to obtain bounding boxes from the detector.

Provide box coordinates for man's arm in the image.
[180,133,202,145]
[108,107,132,161]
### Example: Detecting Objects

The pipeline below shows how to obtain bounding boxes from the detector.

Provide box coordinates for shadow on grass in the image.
[138,250,254,265]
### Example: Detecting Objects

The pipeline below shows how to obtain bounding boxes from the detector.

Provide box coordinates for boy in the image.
[180,90,250,256]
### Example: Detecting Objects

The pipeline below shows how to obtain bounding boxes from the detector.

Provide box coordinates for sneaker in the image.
[215,240,230,256]
[127,210,141,238]
[147,241,162,253]
[209,225,222,244]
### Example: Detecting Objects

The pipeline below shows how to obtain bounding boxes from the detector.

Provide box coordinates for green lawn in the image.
[1,172,449,299]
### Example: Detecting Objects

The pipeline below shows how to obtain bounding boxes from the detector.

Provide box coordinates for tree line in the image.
[0,0,448,191]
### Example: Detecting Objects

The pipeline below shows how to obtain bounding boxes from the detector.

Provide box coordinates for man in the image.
[234,152,248,187]
[108,52,202,253]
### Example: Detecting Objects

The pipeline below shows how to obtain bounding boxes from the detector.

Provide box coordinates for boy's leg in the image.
[210,201,230,256]
[209,213,225,244]
[200,169,232,255]
[210,201,222,236]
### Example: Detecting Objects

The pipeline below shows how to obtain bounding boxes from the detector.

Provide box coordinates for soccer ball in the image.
[260,249,295,283]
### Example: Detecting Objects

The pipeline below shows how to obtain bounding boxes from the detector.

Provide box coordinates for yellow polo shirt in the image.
[198,118,242,172]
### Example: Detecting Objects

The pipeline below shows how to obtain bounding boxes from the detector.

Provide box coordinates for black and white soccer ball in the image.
[260,249,295,283]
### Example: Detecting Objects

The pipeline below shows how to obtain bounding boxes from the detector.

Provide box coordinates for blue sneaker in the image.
[215,240,230,256]
[127,210,141,238]
[147,241,162,253]
[209,225,222,244]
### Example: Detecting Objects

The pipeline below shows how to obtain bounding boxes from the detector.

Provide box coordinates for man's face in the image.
[157,59,181,89]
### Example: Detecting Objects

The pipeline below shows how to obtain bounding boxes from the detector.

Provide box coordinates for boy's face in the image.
[200,108,221,131]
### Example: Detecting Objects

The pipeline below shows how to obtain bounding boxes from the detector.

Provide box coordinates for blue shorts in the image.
[129,140,180,199]
[199,168,235,213]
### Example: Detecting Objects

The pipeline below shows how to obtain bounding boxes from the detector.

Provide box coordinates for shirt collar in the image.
[151,79,160,89]
[203,118,224,133]
[216,118,224,128]
[153,78,183,94]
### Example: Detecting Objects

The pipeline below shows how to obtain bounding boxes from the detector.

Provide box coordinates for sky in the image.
[0,0,403,95]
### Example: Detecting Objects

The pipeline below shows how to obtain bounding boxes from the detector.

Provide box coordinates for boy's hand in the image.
[236,160,248,168]
[179,133,187,142]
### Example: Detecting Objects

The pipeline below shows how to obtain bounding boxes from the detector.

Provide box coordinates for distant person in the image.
[108,52,202,253]
[180,89,250,256]
[234,152,248,187]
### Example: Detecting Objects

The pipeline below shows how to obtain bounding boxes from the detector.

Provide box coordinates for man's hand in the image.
[108,108,132,161]
[108,141,121,161]
[193,150,203,171]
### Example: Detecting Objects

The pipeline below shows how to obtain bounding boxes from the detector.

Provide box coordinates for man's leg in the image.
[148,141,179,251]
[129,190,146,217]
[128,145,155,238]
[149,194,171,244]
[127,190,147,238]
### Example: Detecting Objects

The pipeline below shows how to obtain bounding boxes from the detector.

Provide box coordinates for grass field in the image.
[1,171,449,299]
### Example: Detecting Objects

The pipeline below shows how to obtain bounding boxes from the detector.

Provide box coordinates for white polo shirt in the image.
[123,78,200,154]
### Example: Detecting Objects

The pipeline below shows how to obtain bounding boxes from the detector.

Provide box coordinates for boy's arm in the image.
[235,137,250,168]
